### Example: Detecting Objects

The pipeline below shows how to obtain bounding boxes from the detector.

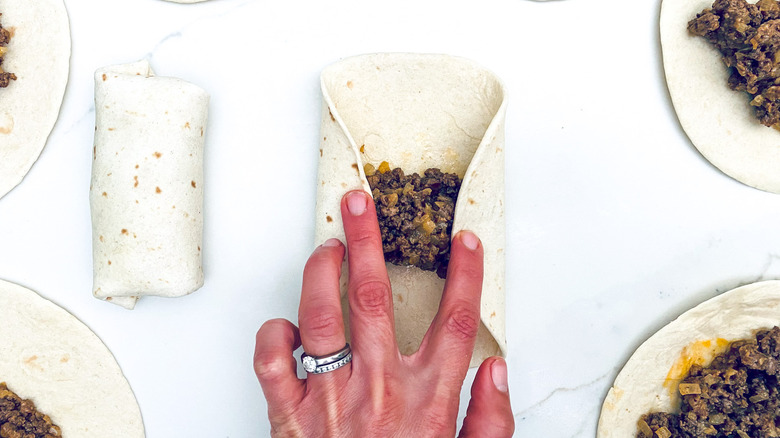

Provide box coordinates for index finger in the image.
[420,230,484,377]
[340,190,398,367]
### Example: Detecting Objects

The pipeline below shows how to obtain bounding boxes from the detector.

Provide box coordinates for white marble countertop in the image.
[2,0,780,436]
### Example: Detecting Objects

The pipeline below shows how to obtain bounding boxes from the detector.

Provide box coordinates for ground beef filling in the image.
[366,162,460,279]
[637,326,780,438]
[0,383,61,438]
[0,14,16,88]
[689,0,780,127]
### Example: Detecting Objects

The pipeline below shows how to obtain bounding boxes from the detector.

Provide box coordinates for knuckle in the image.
[348,227,378,247]
[443,305,480,341]
[487,417,515,438]
[253,352,288,382]
[299,309,343,340]
[351,280,392,316]
[422,412,455,435]
[449,259,483,284]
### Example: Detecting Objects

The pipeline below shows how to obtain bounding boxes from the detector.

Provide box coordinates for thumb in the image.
[458,357,515,438]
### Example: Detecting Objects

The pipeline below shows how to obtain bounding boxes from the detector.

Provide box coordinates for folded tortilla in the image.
[314,53,507,367]
[0,0,70,199]
[597,280,780,437]
[90,60,208,309]
[661,0,780,193]
[0,279,145,436]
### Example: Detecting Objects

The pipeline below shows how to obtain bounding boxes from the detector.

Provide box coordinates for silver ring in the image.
[301,344,352,374]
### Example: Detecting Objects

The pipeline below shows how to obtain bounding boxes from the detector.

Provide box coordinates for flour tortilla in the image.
[0,279,144,436]
[0,0,70,199]
[90,60,208,309]
[314,53,507,368]
[661,0,780,193]
[597,280,780,437]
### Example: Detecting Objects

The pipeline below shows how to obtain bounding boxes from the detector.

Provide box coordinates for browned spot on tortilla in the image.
[172,205,176,209]
[200,127,204,137]
[102,192,108,197]
[191,181,196,188]
[341,182,347,188]
[491,311,496,318]
[360,144,365,153]
[134,176,139,187]
[99,235,104,242]
[24,356,37,364]
[60,355,69,363]
[108,260,112,265]
[135,164,139,169]
[323,136,327,141]
[107,173,112,177]
[7,27,15,38]
[351,163,359,171]
[102,73,107,81]
[319,149,323,157]
[326,215,333,223]
[468,198,475,205]
[135,200,139,204]
[156,186,162,194]
[93,146,97,160]
[329,108,335,122]
[197,246,201,251]
[133,233,137,238]
[106,297,112,301]
[154,152,162,159]
[121,229,128,235]
[108,127,115,131]
[397,294,404,303]
[184,122,191,129]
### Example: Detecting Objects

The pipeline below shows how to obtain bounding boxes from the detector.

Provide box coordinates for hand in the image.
[254,190,514,437]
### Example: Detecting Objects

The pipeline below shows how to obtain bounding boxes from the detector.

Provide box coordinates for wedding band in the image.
[301,344,352,374]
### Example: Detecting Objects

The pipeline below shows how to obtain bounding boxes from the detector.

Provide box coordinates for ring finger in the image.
[298,238,351,381]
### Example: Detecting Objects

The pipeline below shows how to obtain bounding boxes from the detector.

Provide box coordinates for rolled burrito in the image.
[315,53,507,367]
[90,60,208,309]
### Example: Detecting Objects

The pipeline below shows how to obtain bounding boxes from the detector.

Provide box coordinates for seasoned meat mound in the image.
[0,383,61,438]
[0,14,16,88]
[689,0,780,127]
[366,162,460,279]
[637,326,780,438]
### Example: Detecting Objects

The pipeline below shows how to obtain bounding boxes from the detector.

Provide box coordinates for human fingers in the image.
[298,239,347,356]
[458,357,514,438]
[254,319,306,418]
[420,230,484,375]
[340,190,398,366]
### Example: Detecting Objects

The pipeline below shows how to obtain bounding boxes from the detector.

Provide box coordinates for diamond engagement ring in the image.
[301,344,352,374]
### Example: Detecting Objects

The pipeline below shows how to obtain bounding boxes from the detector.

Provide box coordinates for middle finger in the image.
[340,190,399,366]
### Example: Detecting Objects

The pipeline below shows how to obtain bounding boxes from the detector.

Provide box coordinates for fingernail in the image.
[322,238,342,248]
[491,358,508,393]
[346,191,367,216]
[460,230,479,251]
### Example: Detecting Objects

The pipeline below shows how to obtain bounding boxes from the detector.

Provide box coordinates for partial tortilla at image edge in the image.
[597,280,780,437]
[314,53,507,368]
[0,278,145,437]
[660,0,780,194]
[0,0,70,199]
